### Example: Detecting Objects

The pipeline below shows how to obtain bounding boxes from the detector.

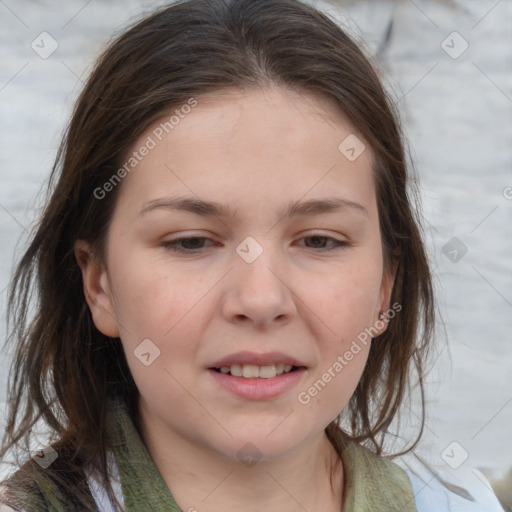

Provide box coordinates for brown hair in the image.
[1,0,435,507]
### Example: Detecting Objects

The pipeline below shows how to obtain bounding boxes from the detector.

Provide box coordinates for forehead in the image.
[164,86,361,151]
[115,86,376,218]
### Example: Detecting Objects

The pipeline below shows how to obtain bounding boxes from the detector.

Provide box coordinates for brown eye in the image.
[162,237,214,253]
[300,235,348,251]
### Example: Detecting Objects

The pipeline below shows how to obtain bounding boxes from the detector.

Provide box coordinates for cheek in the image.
[112,267,205,415]
[108,249,204,335]
[106,252,210,384]
[294,257,380,413]
[297,342,370,426]
[311,258,383,339]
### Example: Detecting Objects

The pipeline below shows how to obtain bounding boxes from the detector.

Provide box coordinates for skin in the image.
[75,86,396,512]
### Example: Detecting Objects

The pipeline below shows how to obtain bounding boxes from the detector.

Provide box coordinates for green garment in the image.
[1,395,418,511]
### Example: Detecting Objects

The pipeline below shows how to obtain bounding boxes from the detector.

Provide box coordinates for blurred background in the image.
[0,0,511,505]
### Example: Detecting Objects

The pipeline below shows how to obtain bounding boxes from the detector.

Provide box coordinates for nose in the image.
[221,241,297,328]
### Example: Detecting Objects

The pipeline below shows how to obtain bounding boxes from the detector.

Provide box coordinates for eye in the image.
[161,237,215,253]
[298,234,349,251]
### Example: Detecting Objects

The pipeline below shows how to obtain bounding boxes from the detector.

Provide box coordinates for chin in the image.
[218,425,314,463]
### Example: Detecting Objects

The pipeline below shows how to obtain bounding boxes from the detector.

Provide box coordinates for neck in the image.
[137,403,344,512]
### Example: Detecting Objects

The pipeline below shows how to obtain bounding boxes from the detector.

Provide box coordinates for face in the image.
[76,86,395,462]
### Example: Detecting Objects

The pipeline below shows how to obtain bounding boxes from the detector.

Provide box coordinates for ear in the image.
[74,240,120,338]
[374,252,400,336]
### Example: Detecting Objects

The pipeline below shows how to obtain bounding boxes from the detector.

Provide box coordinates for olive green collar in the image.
[107,396,181,511]
[340,440,418,511]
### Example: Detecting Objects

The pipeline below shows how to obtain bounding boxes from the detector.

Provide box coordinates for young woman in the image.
[0,0,505,510]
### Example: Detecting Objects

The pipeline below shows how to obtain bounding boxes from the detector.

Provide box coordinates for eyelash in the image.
[161,235,349,254]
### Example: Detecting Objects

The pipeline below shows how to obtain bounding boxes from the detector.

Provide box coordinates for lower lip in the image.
[208,368,307,400]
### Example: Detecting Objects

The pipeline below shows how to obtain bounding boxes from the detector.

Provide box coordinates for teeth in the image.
[259,365,277,379]
[242,364,260,378]
[217,363,296,378]
[230,364,243,377]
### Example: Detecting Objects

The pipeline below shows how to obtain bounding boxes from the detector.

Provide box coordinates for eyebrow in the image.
[138,195,369,219]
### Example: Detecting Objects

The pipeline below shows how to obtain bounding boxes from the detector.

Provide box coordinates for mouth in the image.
[209,363,303,379]
[207,351,308,399]
[208,365,306,400]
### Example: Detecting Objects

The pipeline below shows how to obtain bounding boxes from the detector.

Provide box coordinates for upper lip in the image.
[208,351,307,369]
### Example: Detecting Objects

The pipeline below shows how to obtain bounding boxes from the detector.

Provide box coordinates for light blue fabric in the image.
[85,453,124,512]
[398,458,506,512]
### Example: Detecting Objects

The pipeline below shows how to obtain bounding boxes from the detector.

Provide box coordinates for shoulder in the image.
[0,472,42,512]
[0,448,103,512]
[392,454,506,512]
[0,483,25,512]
